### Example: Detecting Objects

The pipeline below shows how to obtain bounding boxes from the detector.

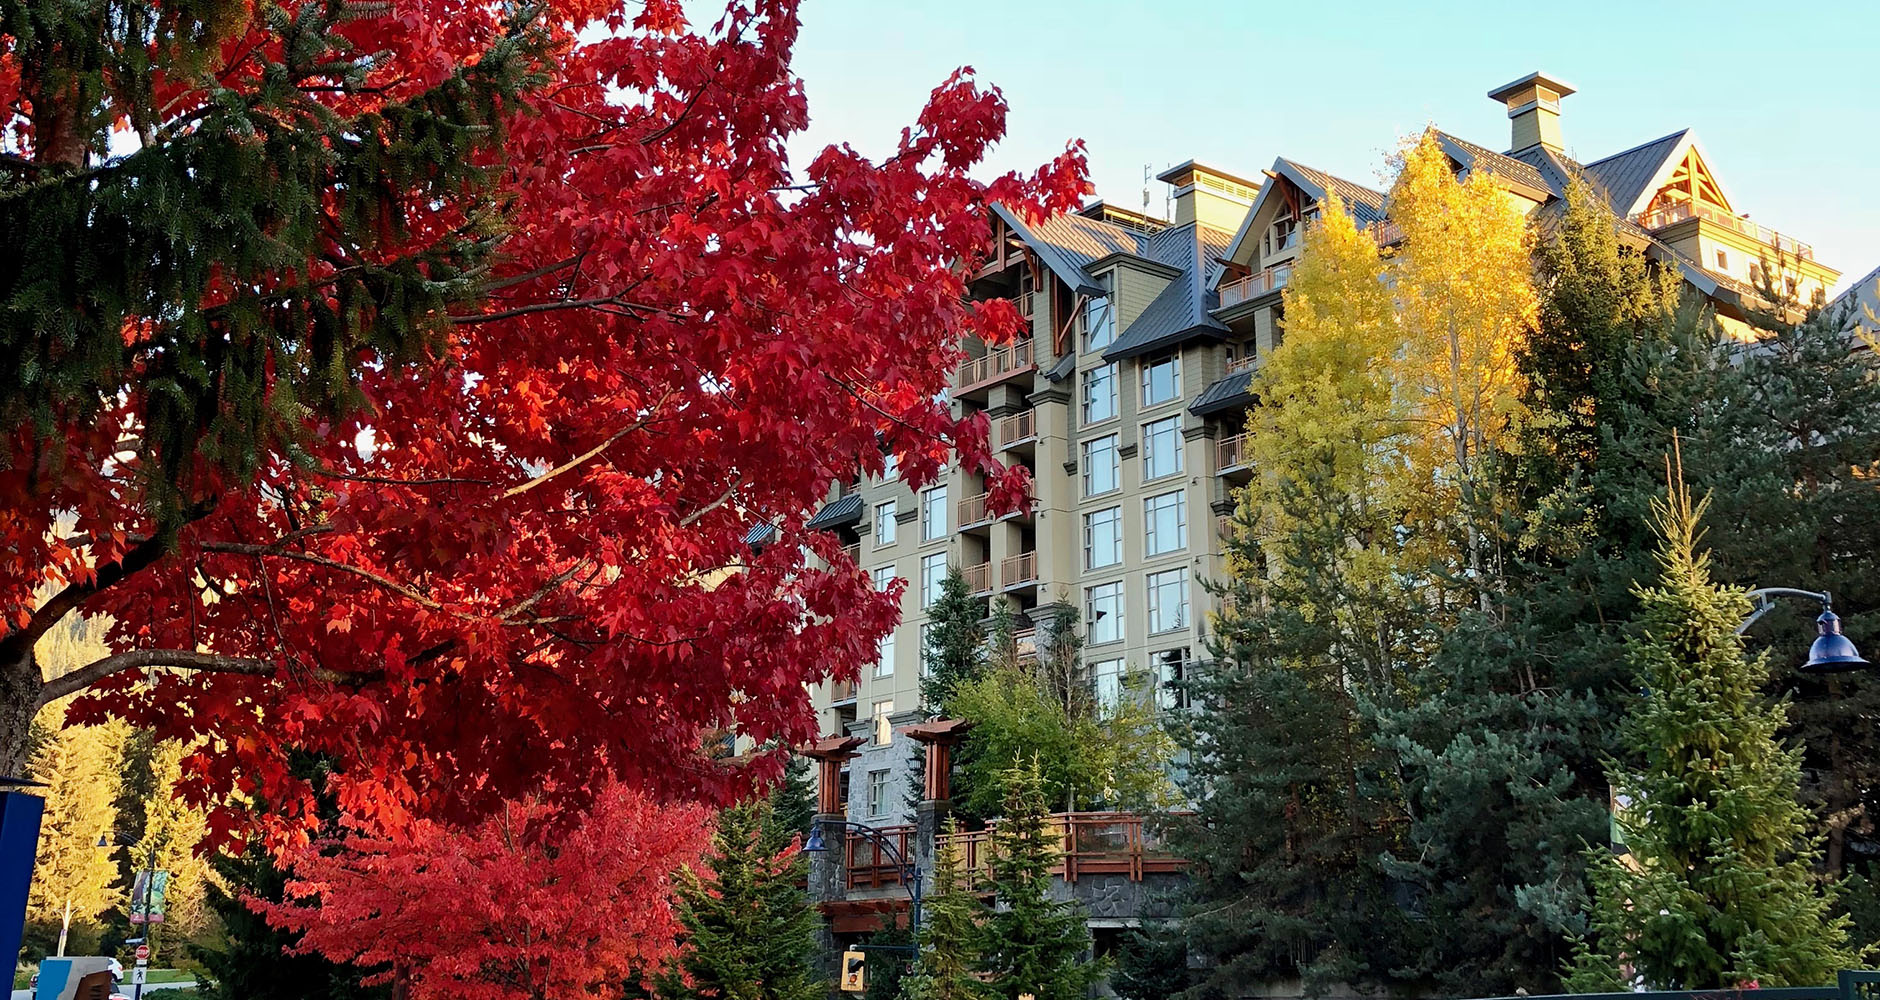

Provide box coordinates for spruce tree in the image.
[1111,921,1193,1000]
[195,845,388,1000]
[663,799,826,1000]
[1573,478,1854,988]
[920,568,987,712]
[899,818,983,1000]
[978,759,1101,1000]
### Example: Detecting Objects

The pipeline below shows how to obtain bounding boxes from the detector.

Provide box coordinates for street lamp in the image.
[53,834,113,958]
[804,818,924,940]
[1738,588,1870,672]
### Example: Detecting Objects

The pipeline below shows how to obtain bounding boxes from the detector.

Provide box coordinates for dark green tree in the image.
[662,799,826,1000]
[978,758,1102,1000]
[901,816,984,1000]
[1572,479,1854,988]
[920,568,987,711]
[770,755,817,839]
[194,845,388,1000]
[1111,921,1193,1000]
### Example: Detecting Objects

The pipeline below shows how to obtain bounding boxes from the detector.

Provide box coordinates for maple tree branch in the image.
[501,397,671,500]
[200,541,445,611]
[678,480,742,528]
[37,649,277,707]
[448,295,689,325]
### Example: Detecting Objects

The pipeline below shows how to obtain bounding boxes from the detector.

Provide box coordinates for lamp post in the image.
[54,833,113,958]
[804,818,924,943]
[124,837,159,1000]
[1737,588,1869,672]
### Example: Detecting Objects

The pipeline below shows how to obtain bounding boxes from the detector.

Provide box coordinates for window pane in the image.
[1086,582,1123,646]
[1082,363,1118,424]
[1143,417,1182,480]
[1144,490,1187,557]
[873,565,897,593]
[1147,569,1187,634]
[1082,435,1120,497]
[1154,649,1189,710]
[1092,658,1125,712]
[867,769,890,816]
[1084,278,1116,351]
[922,487,948,540]
[920,554,947,608]
[1141,355,1180,407]
[874,631,895,679]
[872,700,895,745]
[875,501,897,547]
[1084,506,1122,570]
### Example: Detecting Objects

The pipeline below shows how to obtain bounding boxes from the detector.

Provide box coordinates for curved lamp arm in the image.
[807,819,925,939]
[1737,588,1832,636]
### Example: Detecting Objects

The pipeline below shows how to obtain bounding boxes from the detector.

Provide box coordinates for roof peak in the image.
[1585,128,1693,167]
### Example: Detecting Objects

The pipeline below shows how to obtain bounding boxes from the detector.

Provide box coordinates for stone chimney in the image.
[1156,161,1260,230]
[1487,72,1576,154]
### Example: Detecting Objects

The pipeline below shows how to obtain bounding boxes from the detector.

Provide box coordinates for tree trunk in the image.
[0,646,42,777]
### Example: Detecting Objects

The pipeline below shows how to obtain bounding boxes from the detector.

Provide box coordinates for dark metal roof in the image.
[806,492,865,531]
[988,203,1109,297]
[1434,132,1554,199]
[1044,351,1076,382]
[1275,159,1388,226]
[744,523,778,548]
[1103,222,1236,361]
[1189,370,1256,417]
[1581,129,1689,216]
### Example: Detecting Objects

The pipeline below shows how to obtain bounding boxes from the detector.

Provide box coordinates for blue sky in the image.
[778,0,1878,294]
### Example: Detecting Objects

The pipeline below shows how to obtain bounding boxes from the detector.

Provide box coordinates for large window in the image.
[1081,363,1118,425]
[1083,275,1116,352]
[874,500,898,548]
[1147,568,1188,634]
[920,622,935,678]
[872,700,895,745]
[921,486,948,541]
[1144,490,1187,558]
[1086,581,1124,646]
[1142,416,1182,481]
[1084,506,1122,570]
[1141,353,1181,407]
[1092,657,1125,712]
[1154,648,1190,710]
[1082,434,1120,497]
[866,768,891,816]
[874,631,895,679]
[920,553,948,609]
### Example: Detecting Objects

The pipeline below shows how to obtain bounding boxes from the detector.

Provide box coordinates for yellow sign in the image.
[840,950,867,993]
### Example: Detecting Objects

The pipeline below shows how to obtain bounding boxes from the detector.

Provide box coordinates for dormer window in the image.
[1264,216,1300,258]
[1083,273,1116,352]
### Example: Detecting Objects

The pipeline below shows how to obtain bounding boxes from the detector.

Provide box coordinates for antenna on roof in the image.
[1142,163,1152,217]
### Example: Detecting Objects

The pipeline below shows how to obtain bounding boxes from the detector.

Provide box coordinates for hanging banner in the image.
[128,871,170,924]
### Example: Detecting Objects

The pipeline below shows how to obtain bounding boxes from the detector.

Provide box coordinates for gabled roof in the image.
[806,492,864,531]
[987,203,1111,297]
[1830,263,1880,333]
[1190,368,1256,417]
[1103,222,1236,361]
[1580,129,1700,217]
[1434,132,1555,200]
[1218,157,1387,278]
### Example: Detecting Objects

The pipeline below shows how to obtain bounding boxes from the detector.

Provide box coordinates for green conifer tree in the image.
[663,799,826,1000]
[978,758,1101,1000]
[1573,476,1854,988]
[920,569,987,712]
[194,845,389,1000]
[898,818,982,1000]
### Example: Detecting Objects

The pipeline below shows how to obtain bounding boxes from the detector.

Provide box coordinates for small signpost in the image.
[131,967,148,985]
[134,944,149,963]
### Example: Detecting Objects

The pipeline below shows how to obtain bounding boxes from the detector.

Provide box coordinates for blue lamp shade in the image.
[803,823,827,853]
[1804,611,1869,672]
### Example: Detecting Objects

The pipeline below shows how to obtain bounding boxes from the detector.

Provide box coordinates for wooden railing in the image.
[1015,290,1034,320]
[1226,353,1259,376]
[1636,202,1814,260]
[1365,219,1404,247]
[939,812,1184,888]
[958,491,991,528]
[1000,551,1038,589]
[963,561,992,595]
[830,678,858,704]
[847,824,916,890]
[996,409,1036,448]
[957,339,1035,391]
[1218,266,1292,309]
[1217,433,1250,472]
[1216,514,1234,540]
[841,542,860,564]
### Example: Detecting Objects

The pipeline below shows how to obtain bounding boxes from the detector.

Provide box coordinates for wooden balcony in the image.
[830,678,858,705]
[1365,219,1405,247]
[1226,353,1259,376]
[1216,514,1234,540]
[963,561,993,596]
[995,409,1036,449]
[939,812,1185,888]
[956,339,1035,394]
[1217,266,1292,309]
[1000,551,1038,589]
[847,824,917,890]
[958,491,991,529]
[841,542,861,564]
[1637,201,1814,260]
[1216,433,1250,474]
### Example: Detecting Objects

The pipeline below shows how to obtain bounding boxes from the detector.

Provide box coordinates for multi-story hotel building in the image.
[797,71,1845,846]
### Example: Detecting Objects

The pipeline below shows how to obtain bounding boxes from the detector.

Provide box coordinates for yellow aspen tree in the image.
[1386,133,1539,607]
[137,739,222,954]
[26,708,127,953]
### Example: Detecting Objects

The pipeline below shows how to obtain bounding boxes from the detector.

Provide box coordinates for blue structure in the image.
[1,784,47,981]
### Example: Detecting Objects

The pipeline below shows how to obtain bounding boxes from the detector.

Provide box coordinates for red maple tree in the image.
[0,0,1085,846]
[261,782,714,1000]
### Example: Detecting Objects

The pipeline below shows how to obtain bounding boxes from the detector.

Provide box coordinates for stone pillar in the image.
[796,735,865,905]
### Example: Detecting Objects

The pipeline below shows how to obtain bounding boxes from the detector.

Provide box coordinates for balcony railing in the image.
[830,678,858,704]
[963,561,992,596]
[841,542,860,564]
[1365,219,1405,247]
[1000,551,1038,589]
[1015,290,1034,320]
[1636,202,1814,260]
[939,812,1184,888]
[996,409,1036,449]
[1226,353,1259,376]
[846,824,916,890]
[957,339,1035,392]
[1217,433,1250,473]
[1216,514,1234,540]
[958,491,991,528]
[1217,266,1293,309]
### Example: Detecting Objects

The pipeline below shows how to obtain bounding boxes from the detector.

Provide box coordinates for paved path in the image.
[11,981,197,999]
